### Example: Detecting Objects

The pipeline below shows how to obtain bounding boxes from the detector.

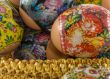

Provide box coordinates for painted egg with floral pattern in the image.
[0,0,23,56]
[51,4,110,58]
[19,0,103,31]
[61,65,110,79]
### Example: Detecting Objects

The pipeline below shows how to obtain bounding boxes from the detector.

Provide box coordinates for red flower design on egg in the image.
[81,13,103,37]
[12,27,17,33]
[64,13,105,57]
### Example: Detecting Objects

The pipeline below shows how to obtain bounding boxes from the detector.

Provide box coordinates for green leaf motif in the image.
[5,35,14,44]
[99,28,110,39]
[6,22,13,30]
[64,14,82,30]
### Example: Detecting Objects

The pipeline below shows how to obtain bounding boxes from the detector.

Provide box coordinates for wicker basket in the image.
[0,57,109,79]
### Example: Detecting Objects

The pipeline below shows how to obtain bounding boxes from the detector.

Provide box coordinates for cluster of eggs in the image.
[19,0,110,31]
[0,0,110,58]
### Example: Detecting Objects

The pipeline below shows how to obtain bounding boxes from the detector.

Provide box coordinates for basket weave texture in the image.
[0,58,109,79]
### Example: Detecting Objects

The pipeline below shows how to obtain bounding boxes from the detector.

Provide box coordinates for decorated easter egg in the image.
[61,65,110,79]
[19,0,103,31]
[0,0,23,56]
[14,31,50,60]
[51,4,110,58]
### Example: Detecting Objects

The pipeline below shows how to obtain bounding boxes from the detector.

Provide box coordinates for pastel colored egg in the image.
[51,4,110,58]
[19,0,104,31]
[0,0,23,56]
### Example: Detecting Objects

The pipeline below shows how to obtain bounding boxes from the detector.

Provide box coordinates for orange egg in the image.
[51,4,110,58]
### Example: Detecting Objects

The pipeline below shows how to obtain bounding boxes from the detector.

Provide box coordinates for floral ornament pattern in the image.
[61,64,110,79]
[20,0,102,31]
[5,0,24,27]
[14,28,49,60]
[59,4,110,58]
[0,1,23,52]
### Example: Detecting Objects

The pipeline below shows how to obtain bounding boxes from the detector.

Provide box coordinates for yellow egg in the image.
[0,0,23,57]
